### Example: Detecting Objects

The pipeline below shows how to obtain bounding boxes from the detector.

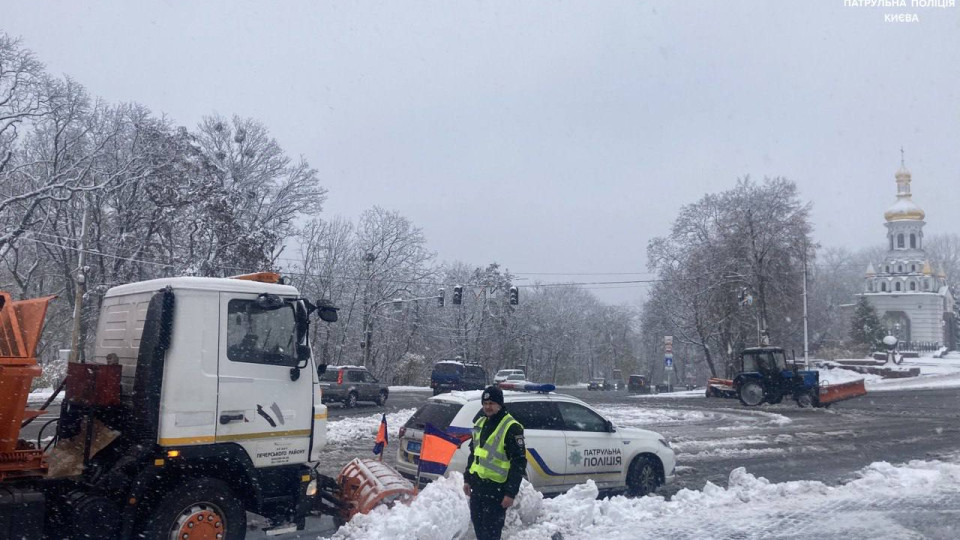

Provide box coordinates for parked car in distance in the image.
[612,369,624,390]
[494,368,526,383]
[628,374,651,394]
[396,389,676,496]
[587,378,607,391]
[318,365,389,407]
[430,360,488,395]
[497,373,529,388]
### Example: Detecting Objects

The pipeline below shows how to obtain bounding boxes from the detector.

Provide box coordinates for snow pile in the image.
[388,386,431,392]
[504,458,960,539]
[332,474,471,539]
[326,409,416,444]
[27,387,62,405]
[325,458,960,539]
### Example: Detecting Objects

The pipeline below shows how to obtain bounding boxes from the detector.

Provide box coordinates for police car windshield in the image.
[404,401,462,430]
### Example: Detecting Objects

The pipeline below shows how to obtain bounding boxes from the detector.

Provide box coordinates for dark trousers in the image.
[469,492,507,540]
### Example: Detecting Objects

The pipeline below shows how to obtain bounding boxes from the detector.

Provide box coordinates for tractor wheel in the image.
[376,389,389,407]
[796,391,815,408]
[139,477,246,540]
[626,456,661,497]
[738,380,765,407]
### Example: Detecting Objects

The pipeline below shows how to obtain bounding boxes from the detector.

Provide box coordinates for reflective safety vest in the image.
[469,412,521,483]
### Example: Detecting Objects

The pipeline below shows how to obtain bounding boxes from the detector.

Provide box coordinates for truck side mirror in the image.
[297,343,311,363]
[315,299,339,323]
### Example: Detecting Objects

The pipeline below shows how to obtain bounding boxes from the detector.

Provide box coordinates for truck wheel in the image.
[626,456,660,497]
[139,477,246,540]
[345,391,358,408]
[738,380,765,406]
[376,389,388,407]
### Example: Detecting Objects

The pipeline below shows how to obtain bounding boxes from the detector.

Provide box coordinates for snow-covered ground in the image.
[326,408,417,444]
[332,457,960,539]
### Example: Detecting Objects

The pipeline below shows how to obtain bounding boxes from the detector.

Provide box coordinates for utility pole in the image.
[802,237,810,369]
[68,194,90,364]
[362,253,376,368]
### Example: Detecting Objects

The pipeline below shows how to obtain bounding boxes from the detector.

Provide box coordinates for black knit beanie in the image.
[481,385,504,406]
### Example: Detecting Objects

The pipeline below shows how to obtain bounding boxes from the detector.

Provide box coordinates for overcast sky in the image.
[4,1,959,303]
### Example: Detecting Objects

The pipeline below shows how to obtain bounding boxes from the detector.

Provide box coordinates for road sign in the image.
[664,354,673,368]
[664,335,673,354]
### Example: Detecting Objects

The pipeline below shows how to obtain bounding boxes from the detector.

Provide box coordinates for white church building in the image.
[861,162,955,348]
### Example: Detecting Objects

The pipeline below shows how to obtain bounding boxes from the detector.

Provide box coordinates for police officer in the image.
[462,385,526,540]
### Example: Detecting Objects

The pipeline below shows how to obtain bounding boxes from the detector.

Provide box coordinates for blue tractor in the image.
[732,347,823,407]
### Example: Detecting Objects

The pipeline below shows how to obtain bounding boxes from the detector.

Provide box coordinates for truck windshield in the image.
[227,299,299,366]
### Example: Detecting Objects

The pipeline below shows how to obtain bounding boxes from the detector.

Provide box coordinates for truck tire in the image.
[139,477,246,540]
[626,456,661,497]
[737,380,765,407]
[376,389,388,407]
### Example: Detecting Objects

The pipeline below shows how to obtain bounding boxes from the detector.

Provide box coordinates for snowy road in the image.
[254,385,960,539]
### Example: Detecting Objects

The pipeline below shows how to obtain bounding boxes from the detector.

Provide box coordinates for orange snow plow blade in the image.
[0,291,56,479]
[336,458,416,523]
[818,379,867,405]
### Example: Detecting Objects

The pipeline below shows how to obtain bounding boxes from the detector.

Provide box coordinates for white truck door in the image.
[216,293,313,467]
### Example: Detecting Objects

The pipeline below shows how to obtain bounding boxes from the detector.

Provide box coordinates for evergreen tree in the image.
[850,296,884,350]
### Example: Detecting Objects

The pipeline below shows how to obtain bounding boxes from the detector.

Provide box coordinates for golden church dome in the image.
[884,198,925,221]
[884,164,925,221]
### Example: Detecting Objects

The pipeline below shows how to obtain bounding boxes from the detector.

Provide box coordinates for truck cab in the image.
[1,274,339,539]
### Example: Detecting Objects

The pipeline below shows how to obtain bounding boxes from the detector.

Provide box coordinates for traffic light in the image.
[453,285,463,305]
[509,286,519,305]
[437,288,445,307]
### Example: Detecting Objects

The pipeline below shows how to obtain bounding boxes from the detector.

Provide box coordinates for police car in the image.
[395,384,676,496]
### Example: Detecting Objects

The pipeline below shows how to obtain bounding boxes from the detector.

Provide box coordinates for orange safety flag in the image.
[417,423,462,475]
[373,414,388,455]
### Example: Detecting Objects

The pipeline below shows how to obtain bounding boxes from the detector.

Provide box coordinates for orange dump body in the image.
[0,291,55,480]
[818,379,868,405]
[336,458,416,522]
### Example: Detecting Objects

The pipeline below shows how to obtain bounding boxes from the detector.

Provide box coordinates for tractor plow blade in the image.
[818,379,867,406]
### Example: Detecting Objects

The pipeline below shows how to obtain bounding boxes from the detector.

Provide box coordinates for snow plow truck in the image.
[0,273,413,539]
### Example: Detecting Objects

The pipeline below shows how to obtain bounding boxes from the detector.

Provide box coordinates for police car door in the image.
[505,401,568,491]
[556,401,624,490]
[216,294,312,467]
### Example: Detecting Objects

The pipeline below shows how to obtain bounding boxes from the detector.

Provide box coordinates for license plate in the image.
[407,441,421,453]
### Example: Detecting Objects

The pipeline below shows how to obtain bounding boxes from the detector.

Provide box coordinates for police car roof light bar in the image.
[498,382,556,393]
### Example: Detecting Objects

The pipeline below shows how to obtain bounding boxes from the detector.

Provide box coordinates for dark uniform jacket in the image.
[464,407,527,498]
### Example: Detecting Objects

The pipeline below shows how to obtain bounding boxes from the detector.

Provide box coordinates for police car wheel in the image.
[626,456,659,497]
